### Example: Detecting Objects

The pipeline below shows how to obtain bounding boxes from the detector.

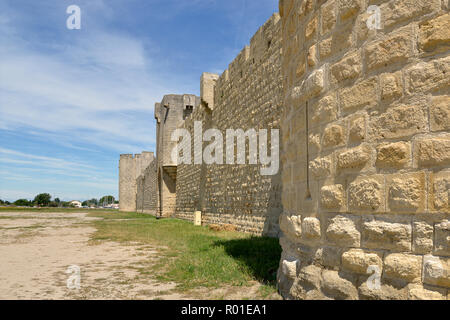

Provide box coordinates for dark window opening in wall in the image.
[183,105,193,120]
[164,105,169,123]
[267,40,272,49]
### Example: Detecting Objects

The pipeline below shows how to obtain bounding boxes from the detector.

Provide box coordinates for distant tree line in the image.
[0,193,119,208]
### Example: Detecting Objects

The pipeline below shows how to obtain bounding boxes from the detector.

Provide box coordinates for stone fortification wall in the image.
[175,14,284,237]
[277,0,449,300]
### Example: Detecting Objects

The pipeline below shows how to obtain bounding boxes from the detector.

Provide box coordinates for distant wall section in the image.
[175,13,284,237]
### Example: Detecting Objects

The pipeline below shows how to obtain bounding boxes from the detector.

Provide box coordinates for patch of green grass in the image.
[87,213,281,292]
[86,211,154,220]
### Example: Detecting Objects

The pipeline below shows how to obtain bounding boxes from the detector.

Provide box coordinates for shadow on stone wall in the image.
[213,236,282,284]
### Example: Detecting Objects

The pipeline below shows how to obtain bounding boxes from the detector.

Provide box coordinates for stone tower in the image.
[119,152,155,212]
[154,94,201,217]
[277,0,449,300]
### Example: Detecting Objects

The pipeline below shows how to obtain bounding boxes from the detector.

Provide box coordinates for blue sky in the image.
[0,0,278,202]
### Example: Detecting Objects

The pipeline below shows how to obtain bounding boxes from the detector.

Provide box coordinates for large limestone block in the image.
[387,173,426,213]
[370,105,428,140]
[362,219,412,252]
[337,145,371,170]
[408,284,446,300]
[381,0,440,29]
[423,255,450,288]
[341,249,383,274]
[434,220,450,256]
[348,176,384,212]
[326,215,360,247]
[376,142,410,168]
[364,27,412,71]
[280,214,302,240]
[415,138,450,168]
[321,185,345,210]
[302,217,321,239]
[291,68,325,103]
[339,78,377,113]
[419,13,450,54]
[430,96,450,132]
[358,282,407,300]
[384,253,422,282]
[413,221,434,255]
[406,56,450,93]
[321,270,358,300]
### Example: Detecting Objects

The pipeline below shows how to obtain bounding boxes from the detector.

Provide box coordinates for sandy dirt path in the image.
[0,211,191,300]
[0,211,279,300]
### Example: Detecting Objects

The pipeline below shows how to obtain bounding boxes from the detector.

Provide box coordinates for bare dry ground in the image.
[0,211,280,300]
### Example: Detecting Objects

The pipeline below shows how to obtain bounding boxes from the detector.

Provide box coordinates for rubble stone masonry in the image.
[277,0,449,299]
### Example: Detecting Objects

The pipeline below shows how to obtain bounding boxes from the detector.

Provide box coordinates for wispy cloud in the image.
[0,0,277,201]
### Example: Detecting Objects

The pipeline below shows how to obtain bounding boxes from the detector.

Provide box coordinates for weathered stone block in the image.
[337,145,371,170]
[319,37,332,60]
[348,176,384,212]
[408,284,446,300]
[323,124,346,148]
[430,96,450,132]
[321,184,345,209]
[423,255,450,288]
[280,214,302,239]
[338,0,362,21]
[339,78,377,113]
[291,68,325,102]
[406,56,450,93]
[305,16,318,41]
[387,173,426,212]
[321,0,336,35]
[298,0,315,18]
[319,24,354,59]
[310,94,337,126]
[349,115,366,142]
[362,220,412,252]
[281,257,300,280]
[307,45,317,67]
[380,72,403,101]
[296,51,306,79]
[359,282,408,300]
[364,27,413,71]
[382,0,441,29]
[310,156,332,178]
[435,220,450,256]
[302,217,321,239]
[321,270,358,300]
[314,246,343,270]
[415,138,450,168]
[331,51,361,83]
[370,105,427,140]
[297,264,323,291]
[341,249,382,274]
[413,222,434,255]
[419,13,450,54]
[430,172,450,213]
[326,215,360,247]
[384,253,422,282]
[376,142,410,168]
